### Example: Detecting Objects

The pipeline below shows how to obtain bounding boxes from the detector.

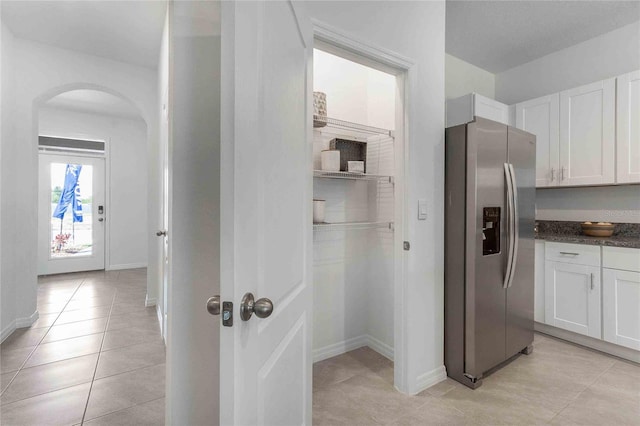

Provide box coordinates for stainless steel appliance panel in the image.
[444,124,469,386]
[505,127,536,356]
[464,118,508,377]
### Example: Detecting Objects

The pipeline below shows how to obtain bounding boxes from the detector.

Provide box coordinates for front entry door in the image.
[38,153,105,275]
[219,1,313,424]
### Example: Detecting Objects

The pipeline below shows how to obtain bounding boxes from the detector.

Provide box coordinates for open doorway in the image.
[311,42,406,403]
[36,89,148,276]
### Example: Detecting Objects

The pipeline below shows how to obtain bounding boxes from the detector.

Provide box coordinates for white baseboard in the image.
[412,365,447,395]
[313,336,368,363]
[16,310,39,328]
[145,295,157,307]
[1,320,17,344]
[535,322,640,363]
[156,304,164,342]
[108,262,148,271]
[366,335,394,361]
[313,335,394,363]
[1,310,40,344]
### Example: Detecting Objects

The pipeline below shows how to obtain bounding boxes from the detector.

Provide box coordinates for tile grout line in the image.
[78,395,165,424]
[546,359,617,424]
[0,276,87,398]
[79,283,119,425]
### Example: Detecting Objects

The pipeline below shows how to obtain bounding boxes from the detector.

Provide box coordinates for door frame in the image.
[312,19,413,393]
[37,148,109,275]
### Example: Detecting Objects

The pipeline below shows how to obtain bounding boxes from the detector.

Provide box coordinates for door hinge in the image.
[403,241,410,251]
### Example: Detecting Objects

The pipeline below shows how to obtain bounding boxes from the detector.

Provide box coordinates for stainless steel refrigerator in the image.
[445,117,536,389]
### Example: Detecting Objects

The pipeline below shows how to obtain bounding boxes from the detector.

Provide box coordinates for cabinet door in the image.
[603,268,640,350]
[559,79,615,186]
[475,94,510,126]
[616,70,640,183]
[545,261,601,338]
[534,241,545,323]
[516,94,560,188]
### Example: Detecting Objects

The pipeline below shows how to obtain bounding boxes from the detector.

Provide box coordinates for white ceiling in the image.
[44,90,144,121]
[1,0,166,69]
[446,1,640,73]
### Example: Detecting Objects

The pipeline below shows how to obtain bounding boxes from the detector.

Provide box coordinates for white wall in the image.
[537,186,640,224]
[445,53,495,100]
[314,49,396,130]
[306,0,446,394]
[496,21,640,105]
[0,34,158,338]
[495,21,640,224]
[38,107,148,268]
[1,20,19,341]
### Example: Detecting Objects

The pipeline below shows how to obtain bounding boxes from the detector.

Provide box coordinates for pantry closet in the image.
[312,47,402,370]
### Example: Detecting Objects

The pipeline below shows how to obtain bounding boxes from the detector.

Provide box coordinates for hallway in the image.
[0,269,165,425]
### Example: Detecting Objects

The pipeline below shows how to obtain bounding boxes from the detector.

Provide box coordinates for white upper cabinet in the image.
[516,94,560,187]
[446,93,510,128]
[559,78,616,186]
[616,70,640,183]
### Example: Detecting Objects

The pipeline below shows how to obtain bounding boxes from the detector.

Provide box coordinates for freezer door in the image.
[505,126,536,357]
[464,118,509,377]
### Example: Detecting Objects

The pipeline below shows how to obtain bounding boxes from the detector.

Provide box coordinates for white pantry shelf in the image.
[313,170,393,183]
[313,221,394,232]
[314,115,394,138]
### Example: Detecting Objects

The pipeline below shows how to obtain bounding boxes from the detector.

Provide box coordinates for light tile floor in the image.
[0,268,165,426]
[3,270,640,425]
[313,335,640,425]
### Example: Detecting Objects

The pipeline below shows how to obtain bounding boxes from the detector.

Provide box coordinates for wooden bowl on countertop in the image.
[581,222,615,237]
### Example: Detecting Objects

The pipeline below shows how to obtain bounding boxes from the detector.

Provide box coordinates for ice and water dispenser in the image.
[482,207,501,255]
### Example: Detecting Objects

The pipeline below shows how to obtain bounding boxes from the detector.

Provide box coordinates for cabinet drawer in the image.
[603,247,640,272]
[545,242,601,267]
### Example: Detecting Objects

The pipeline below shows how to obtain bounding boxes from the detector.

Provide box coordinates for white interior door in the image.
[38,153,105,275]
[219,1,313,424]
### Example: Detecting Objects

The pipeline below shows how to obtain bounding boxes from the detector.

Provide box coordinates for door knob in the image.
[206,295,221,315]
[240,292,273,321]
[156,230,167,237]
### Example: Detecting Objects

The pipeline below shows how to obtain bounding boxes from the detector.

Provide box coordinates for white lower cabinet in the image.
[534,241,545,323]
[545,260,601,339]
[603,268,640,351]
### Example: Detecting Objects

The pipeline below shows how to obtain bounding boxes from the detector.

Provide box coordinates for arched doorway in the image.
[35,87,149,276]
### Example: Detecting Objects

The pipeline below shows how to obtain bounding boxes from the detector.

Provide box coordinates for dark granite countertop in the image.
[535,221,640,249]
[535,233,640,249]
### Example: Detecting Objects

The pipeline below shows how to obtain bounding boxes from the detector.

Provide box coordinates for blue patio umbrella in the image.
[53,164,83,238]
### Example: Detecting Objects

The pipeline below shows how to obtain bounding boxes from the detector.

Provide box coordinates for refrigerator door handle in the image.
[503,163,515,289]
[507,163,519,288]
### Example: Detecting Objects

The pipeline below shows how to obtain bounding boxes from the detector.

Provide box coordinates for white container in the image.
[321,150,340,172]
[313,199,326,223]
[347,161,365,173]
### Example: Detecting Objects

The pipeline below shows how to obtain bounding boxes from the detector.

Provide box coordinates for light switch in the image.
[418,199,427,220]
